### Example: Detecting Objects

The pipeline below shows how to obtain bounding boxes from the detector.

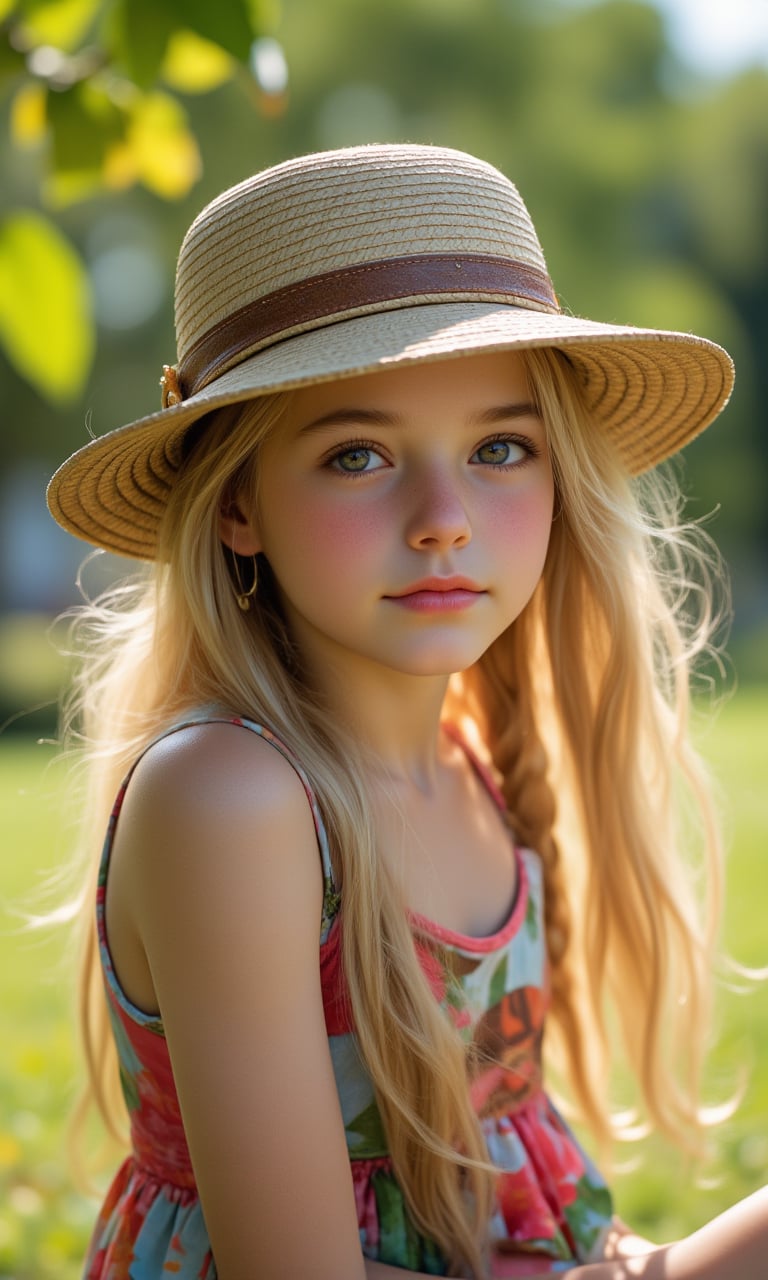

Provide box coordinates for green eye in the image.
[478,441,508,464]
[337,448,373,472]
[473,439,525,465]
[329,442,387,474]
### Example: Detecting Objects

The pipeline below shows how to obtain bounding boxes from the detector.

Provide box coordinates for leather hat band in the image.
[178,252,559,399]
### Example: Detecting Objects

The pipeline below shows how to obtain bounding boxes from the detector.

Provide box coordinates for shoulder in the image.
[113,721,325,951]
[126,719,311,824]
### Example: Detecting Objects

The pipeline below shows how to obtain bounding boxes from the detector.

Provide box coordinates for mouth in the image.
[385,577,485,612]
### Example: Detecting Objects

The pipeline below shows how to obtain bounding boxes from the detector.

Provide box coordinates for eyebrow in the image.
[297,408,401,435]
[297,402,541,435]
[474,402,541,425]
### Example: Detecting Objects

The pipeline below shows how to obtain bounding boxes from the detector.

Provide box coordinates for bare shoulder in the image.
[125,719,313,831]
[108,720,326,1011]
[117,720,322,902]
[114,718,327,983]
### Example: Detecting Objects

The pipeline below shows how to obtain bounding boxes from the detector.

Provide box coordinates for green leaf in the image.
[176,0,256,61]
[17,0,102,52]
[114,89,201,198]
[47,79,124,175]
[161,29,234,93]
[0,211,93,403]
[0,27,28,83]
[108,0,257,88]
[111,0,177,89]
[245,0,277,31]
[9,82,48,147]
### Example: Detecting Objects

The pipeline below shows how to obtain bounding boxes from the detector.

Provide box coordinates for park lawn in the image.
[607,688,768,1240]
[0,740,96,1280]
[1,691,767,1278]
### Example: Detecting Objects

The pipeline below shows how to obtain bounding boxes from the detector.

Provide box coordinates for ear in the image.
[218,498,262,557]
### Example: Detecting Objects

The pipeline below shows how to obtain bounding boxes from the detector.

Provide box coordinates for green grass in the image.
[607,688,768,1240]
[0,740,93,1280]
[1,692,767,1276]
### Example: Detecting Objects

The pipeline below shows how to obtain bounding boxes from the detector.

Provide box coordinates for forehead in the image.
[286,350,532,422]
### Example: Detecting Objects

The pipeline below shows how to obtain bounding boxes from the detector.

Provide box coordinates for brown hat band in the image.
[166,252,559,405]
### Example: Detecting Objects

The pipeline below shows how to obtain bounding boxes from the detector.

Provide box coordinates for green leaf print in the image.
[488,953,509,1009]
[322,879,341,924]
[346,1099,388,1154]
[564,1175,614,1252]
[374,1170,421,1268]
[373,1171,446,1273]
[525,892,539,940]
[119,1061,141,1113]
[442,969,474,1043]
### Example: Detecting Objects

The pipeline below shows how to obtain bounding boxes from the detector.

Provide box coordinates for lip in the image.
[387,576,483,597]
[385,577,485,613]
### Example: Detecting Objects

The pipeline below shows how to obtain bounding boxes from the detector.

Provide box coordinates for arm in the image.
[513,1189,768,1279]
[117,723,369,1280]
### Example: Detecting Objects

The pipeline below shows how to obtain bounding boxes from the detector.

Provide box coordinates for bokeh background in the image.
[1,1,767,1276]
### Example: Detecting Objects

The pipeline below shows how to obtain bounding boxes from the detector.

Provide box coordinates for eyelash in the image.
[322,432,540,477]
[473,432,541,468]
[323,439,388,478]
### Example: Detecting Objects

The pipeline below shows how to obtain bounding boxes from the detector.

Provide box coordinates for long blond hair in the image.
[63,349,727,1277]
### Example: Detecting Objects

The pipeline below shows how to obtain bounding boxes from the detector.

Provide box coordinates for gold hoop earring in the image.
[233,552,258,611]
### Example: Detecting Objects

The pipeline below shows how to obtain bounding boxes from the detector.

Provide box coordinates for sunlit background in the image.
[2,0,768,731]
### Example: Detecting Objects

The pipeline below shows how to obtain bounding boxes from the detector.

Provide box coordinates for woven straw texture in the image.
[47,144,734,560]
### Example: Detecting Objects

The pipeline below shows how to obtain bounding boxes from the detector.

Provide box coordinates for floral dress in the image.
[86,716,614,1278]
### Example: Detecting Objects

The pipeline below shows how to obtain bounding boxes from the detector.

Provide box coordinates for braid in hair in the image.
[464,604,610,1143]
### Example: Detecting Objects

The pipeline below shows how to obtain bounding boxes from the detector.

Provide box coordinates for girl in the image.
[47,144,766,1279]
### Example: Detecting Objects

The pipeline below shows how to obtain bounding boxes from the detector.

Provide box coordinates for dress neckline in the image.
[408,844,528,954]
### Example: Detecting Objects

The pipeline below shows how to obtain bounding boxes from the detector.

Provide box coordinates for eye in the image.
[327,441,388,475]
[471,436,530,467]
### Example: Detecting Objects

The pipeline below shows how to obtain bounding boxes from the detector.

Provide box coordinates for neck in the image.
[307,654,452,790]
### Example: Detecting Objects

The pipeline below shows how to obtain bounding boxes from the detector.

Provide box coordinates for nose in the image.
[404,466,472,551]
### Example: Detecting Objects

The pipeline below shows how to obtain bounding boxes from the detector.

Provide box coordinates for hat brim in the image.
[47,301,734,560]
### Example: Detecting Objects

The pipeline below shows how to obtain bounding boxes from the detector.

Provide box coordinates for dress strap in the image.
[226,715,341,937]
[99,711,341,942]
[441,720,508,812]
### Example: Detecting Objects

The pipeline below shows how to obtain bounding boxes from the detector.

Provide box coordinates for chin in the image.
[386,646,490,678]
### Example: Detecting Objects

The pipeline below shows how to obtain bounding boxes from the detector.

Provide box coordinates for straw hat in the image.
[47,143,734,560]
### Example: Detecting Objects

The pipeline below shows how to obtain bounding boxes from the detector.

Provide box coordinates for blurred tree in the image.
[0,0,285,403]
[266,0,767,561]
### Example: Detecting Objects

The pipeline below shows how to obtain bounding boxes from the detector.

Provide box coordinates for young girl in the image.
[47,144,767,1279]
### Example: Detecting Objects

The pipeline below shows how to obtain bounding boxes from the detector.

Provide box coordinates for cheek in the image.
[262,489,390,577]
[485,484,554,568]
[296,493,391,553]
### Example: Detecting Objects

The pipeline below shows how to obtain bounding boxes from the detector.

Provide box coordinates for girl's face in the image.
[229,352,554,685]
